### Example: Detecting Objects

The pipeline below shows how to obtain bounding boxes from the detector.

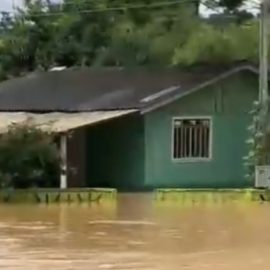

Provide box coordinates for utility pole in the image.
[11,0,15,11]
[259,0,269,114]
[258,0,269,166]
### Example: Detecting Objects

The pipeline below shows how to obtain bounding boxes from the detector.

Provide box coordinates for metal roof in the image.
[0,65,256,112]
[0,110,136,134]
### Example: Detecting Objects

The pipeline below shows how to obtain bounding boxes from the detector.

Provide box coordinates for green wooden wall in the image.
[84,71,258,190]
[86,114,145,190]
[144,71,258,188]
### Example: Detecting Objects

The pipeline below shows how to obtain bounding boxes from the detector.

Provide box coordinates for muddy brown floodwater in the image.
[1,194,270,269]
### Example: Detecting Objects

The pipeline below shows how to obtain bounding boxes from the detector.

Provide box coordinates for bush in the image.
[0,121,60,189]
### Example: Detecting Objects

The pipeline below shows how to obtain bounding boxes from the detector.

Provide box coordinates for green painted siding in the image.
[144,72,258,188]
[86,114,145,190]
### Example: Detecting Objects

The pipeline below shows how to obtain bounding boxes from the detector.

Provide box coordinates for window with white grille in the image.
[172,118,211,160]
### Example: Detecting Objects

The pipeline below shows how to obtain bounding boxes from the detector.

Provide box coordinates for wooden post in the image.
[60,134,67,189]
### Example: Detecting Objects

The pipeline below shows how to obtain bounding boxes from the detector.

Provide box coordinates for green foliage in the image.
[205,0,245,12]
[0,122,60,189]
[0,0,258,76]
[173,22,258,66]
[244,101,270,183]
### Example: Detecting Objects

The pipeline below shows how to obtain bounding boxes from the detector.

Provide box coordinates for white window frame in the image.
[171,116,213,162]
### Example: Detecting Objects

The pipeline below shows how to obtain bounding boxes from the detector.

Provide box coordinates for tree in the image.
[0,122,60,189]
[0,0,259,77]
[172,21,258,66]
[203,0,247,12]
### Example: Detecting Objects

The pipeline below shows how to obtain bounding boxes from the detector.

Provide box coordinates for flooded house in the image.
[0,65,259,190]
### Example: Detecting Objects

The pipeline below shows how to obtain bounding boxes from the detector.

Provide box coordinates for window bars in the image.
[173,118,211,160]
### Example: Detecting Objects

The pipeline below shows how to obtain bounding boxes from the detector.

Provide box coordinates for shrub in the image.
[0,121,60,189]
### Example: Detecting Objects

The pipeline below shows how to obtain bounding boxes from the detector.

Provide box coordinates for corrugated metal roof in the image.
[0,110,136,134]
[0,65,255,112]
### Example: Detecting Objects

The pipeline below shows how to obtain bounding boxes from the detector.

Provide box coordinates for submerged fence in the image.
[154,188,270,204]
[0,188,117,204]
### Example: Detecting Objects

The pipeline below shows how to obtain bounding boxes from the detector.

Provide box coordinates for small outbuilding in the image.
[0,65,259,190]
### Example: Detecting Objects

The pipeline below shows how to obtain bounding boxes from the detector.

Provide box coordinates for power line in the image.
[56,0,189,7]
[0,0,259,20]
[1,0,196,17]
